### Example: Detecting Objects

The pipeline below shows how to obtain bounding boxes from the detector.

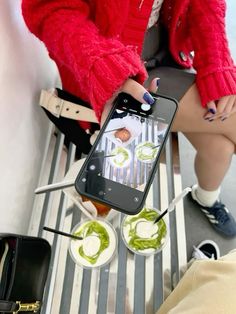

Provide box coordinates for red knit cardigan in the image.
[22,0,236,121]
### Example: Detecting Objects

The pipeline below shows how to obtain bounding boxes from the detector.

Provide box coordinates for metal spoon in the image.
[154,187,192,224]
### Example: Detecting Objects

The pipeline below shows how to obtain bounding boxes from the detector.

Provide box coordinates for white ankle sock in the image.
[191,184,220,207]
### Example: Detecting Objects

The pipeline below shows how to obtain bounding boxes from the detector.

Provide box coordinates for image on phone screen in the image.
[91,110,167,190]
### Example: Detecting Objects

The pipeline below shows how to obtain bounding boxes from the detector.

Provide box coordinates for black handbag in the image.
[0,234,51,313]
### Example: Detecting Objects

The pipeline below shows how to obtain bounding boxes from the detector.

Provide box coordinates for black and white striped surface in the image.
[29,124,187,314]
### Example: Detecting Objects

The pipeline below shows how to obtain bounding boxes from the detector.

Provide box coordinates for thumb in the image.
[148,77,160,94]
[204,100,217,120]
[206,101,217,115]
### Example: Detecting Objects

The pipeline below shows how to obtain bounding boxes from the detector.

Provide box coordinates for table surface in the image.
[29,125,187,314]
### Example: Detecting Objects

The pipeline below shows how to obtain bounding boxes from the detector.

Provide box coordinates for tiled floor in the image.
[180,0,236,259]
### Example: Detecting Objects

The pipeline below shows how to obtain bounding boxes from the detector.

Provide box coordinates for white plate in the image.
[104,115,142,147]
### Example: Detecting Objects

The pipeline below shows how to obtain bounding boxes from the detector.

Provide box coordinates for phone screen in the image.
[75,93,177,214]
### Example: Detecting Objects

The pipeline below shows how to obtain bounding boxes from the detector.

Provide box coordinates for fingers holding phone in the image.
[101,78,158,126]
[122,78,155,105]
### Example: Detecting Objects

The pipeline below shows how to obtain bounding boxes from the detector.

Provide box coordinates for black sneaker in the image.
[192,240,220,260]
[190,190,236,238]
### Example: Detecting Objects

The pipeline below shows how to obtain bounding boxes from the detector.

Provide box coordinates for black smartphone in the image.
[75,92,178,215]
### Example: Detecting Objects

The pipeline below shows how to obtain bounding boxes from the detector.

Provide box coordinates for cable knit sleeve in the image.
[189,0,236,106]
[21,0,147,120]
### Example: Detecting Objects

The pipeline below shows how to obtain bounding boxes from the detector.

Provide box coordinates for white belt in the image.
[39,89,99,123]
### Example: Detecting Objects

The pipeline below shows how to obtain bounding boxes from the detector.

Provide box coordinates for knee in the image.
[198,137,234,162]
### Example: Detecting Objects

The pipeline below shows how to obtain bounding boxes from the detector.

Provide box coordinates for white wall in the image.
[0,0,60,233]
[226,0,236,58]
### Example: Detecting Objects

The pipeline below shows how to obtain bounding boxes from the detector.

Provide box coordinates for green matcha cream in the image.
[122,207,167,254]
[135,141,158,163]
[110,147,131,168]
[70,220,117,267]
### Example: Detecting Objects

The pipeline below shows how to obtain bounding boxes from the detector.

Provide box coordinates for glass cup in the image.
[121,206,169,256]
[69,218,117,268]
[135,141,159,164]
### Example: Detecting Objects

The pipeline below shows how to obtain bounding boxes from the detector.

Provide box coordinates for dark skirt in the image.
[142,23,195,101]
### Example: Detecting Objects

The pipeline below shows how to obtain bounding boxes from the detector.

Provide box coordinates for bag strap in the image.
[0,300,40,313]
[39,89,99,123]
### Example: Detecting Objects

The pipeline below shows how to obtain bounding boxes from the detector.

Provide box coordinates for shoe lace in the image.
[213,202,229,224]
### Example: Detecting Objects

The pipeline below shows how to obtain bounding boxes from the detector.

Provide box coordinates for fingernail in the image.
[143,92,155,105]
[209,118,214,122]
[156,78,160,87]
[208,108,216,114]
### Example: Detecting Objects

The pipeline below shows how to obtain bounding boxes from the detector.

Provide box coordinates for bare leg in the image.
[156,83,236,236]
[172,84,236,191]
[172,84,236,143]
[183,132,234,190]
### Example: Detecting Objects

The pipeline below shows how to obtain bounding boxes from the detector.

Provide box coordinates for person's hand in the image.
[101,77,160,126]
[204,95,236,122]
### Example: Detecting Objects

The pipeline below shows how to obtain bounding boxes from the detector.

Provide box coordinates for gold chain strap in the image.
[13,301,40,313]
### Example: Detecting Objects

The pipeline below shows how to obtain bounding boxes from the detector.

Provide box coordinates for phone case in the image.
[75,92,178,215]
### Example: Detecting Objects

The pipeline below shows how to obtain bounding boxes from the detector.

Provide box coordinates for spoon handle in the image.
[153,208,168,224]
[43,226,83,240]
[154,187,192,224]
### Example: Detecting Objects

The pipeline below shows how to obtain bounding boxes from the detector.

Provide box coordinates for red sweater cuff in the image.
[89,48,147,121]
[196,67,236,107]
